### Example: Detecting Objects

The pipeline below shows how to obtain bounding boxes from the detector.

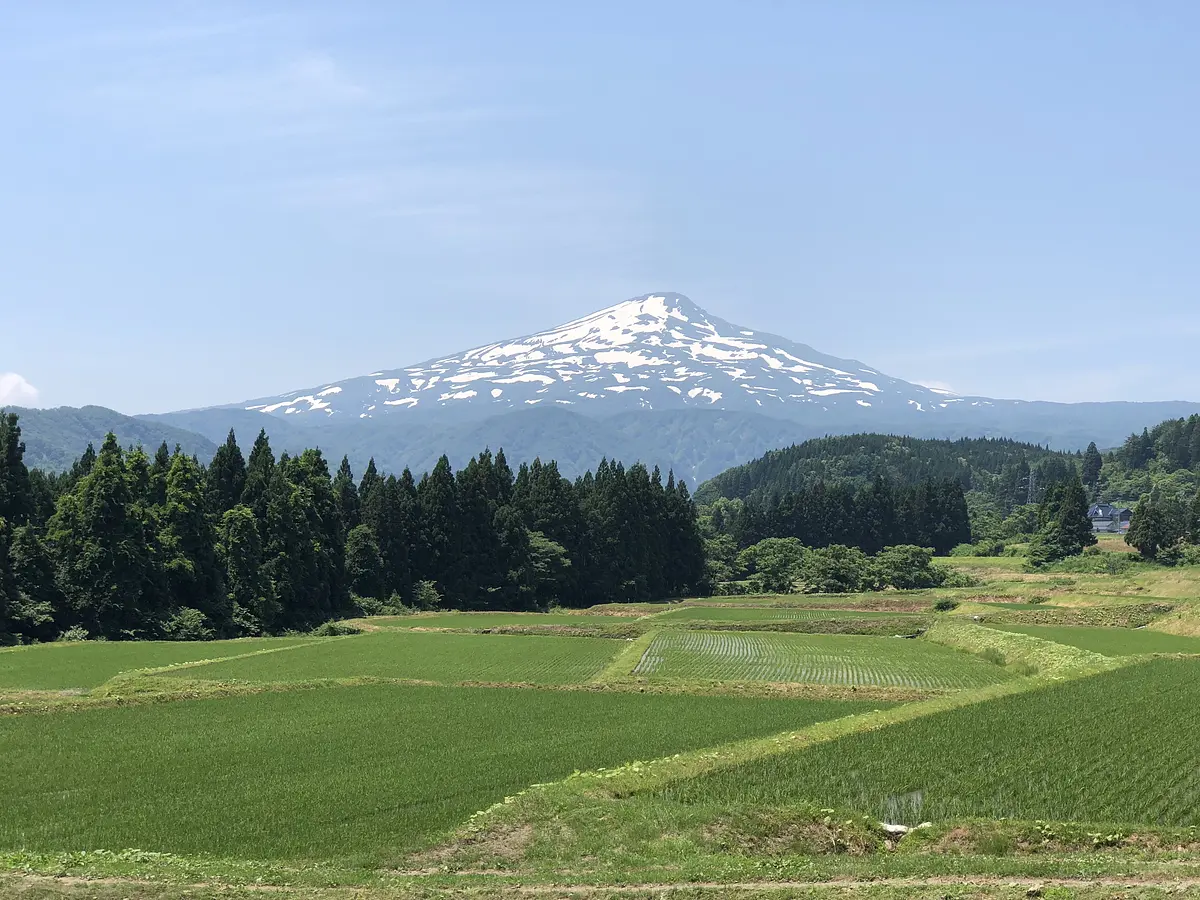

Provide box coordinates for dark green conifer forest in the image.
[0,413,706,642]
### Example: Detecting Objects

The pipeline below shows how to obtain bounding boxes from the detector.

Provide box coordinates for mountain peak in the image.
[237,292,965,420]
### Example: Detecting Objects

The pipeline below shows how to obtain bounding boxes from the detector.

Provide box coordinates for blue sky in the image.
[3,1,1199,413]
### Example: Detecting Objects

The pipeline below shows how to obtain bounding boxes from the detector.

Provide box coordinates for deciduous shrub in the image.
[162,608,215,641]
[310,620,363,636]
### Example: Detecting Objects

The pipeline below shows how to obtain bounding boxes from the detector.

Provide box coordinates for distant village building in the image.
[1088,502,1132,534]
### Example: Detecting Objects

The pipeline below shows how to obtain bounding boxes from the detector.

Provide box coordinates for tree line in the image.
[705,476,972,558]
[0,413,705,643]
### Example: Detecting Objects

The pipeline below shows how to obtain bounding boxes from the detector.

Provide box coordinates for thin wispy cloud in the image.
[282,164,646,254]
[17,9,639,261]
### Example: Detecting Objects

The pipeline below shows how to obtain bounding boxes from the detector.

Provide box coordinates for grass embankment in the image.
[163,631,621,686]
[924,618,1120,679]
[0,684,877,864]
[0,637,317,691]
[654,605,932,636]
[657,607,923,622]
[363,611,639,630]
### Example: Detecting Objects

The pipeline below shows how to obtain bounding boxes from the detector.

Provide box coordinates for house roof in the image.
[1088,503,1132,518]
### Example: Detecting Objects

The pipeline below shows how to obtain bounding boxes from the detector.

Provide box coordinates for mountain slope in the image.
[5,405,217,471]
[142,406,818,483]
[231,293,962,422]
[135,290,1200,484]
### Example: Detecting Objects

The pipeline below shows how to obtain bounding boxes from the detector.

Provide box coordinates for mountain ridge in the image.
[227,292,981,423]
[9,293,1200,481]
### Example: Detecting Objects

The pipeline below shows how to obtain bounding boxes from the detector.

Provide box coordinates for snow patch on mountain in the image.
[235,292,991,422]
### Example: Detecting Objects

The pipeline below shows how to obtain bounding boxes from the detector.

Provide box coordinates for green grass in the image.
[656,606,922,622]
[0,638,315,691]
[680,593,934,610]
[987,624,1200,656]
[665,657,1200,826]
[630,631,1013,689]
[372,612,627,628]
[965,600,1062,610]
[0,683,877,862]
[166,631,620,685]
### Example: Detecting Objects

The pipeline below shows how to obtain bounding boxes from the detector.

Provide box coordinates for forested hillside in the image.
[697,434,1077,512]
[0,412,705,643]
[1097,415,1200,500]
[10,405,217,470]
[1085,415,1200,562]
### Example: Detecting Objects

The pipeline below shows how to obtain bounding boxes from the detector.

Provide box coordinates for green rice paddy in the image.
[0,638,316,691]
[667,657,1200,826]
[167,631,620,685]
[375,611,628,629]
[630,631,1013,689]
[0,684,875,862]
[987,624,1200,656]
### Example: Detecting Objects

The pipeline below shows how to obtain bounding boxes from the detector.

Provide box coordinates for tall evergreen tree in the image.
[159,454,228,634]
[148,442,172,507]
[208,430,247,515]
[0,412,32,526]
[217,505,276,634]
[358,458,381,505]
[7,524,60,640]
[332,456,360,531]
[1082,441,1103,489]
[0,517,16,640]
[47,434,162,638]
[70,443,96,481]
[417,456,460,597]
[1126,495,1167,559]
[345,524,385,601]
[1190,492,1200,545]
[1029,474,1096,565]
[240,429,275,520]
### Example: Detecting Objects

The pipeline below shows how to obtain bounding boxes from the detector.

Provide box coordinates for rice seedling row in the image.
[630,631,1012,689]
[665,657,1200,827]
[165,631,620,685]
[0,684,877,862]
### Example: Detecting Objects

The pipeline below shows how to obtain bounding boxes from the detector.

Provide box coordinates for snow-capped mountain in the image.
[238,293,982,422]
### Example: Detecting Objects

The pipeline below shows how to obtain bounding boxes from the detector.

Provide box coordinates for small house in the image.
[1088,503,1132,534]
